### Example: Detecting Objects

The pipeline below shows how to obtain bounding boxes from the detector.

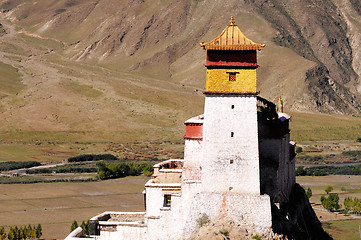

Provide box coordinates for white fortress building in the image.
[66,17,296,240]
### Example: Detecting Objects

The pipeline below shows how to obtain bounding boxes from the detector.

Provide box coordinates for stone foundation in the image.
[183,192,272,239]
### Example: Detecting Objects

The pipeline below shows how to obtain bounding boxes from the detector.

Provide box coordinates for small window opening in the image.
[227,72,239,82]
[229,73,237,82]
[230,160,234,164]
[229,187,233,191]
[231,105,234,109]
[163,194,171,207]
[231,132,234,137]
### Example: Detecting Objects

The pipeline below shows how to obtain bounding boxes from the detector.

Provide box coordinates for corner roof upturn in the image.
[200,16,265,51]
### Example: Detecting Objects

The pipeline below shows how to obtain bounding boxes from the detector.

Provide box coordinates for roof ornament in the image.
[277,96,284,113]
[229,16,235,26]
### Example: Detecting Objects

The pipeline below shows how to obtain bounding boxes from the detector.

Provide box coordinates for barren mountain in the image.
[0,0,360,141]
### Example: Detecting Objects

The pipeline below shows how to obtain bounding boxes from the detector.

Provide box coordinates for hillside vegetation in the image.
[0,0,360,145]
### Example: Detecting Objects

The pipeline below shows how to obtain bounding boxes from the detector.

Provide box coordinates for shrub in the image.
[68,154,118,163]
[219,229,230,240]
[96,162,154,180]
[252,234,261,240]
[295,146,303,153]
[306,187,312,199]
[0,161,41,171]
[295,166,306,176]
[325,185,333,194]
[197,213,209,227]
[342,150,361,157]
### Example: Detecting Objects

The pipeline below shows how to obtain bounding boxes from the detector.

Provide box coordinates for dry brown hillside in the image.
[0,0,360,142]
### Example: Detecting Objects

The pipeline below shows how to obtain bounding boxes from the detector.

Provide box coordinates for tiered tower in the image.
[200,16,265,194]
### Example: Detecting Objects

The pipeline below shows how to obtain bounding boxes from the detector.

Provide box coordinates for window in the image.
[163,194,171,207]
[229,73,236,82]
[227,72,239,82]
[231,105,234,109]
[230,160,234,164]
[231,132,234,137]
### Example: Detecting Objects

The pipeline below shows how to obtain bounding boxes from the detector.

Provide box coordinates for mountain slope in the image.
[0,0,360,141]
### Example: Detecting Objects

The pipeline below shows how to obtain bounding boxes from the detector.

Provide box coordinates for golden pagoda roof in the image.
[200,16,265,51]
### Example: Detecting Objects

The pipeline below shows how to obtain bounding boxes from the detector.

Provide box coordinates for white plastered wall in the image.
[202,96,260,194]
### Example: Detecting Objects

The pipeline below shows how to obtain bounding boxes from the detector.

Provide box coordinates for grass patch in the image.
[0,176,96,184]
[4,54,22,62]
[18,34,64,52]
[60,80,103,98]
[0,130,100,143]
[0,61,24,97]
[0,42,27,55]
[289,111,361,141]
[323,219,361,240]
[0,144,44,163]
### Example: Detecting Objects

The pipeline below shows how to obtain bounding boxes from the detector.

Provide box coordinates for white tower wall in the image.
[202,95,260,194]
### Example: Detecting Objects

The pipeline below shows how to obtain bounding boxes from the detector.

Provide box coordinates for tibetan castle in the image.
[65,17,331,240]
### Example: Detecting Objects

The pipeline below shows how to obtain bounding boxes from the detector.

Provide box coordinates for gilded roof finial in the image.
[229,16,235,26]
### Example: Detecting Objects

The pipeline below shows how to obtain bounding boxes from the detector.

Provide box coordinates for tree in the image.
[321,193,340,212]
[7,227,14,240]
[80,220,90,236]
[85,220,90,236]
[30,227,37,239]
[306,187,312,199]
[25,225,32,239]
[296,166,306,176]
[70,220,78,232]
[343,197,353,214]
[13,226,19,240]
[0,226,6,240]
[354,197,361,214]
[35,224,42,239]
[19,226,25,240]
[325,185,333,194]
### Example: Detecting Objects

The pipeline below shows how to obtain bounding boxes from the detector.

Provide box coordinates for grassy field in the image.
[0,176,149,239]
[0,111,360,164]
[289,111,361,141]
[0,142,106,163]
[323,220,361,240]
[297,175,361,240]
[0,61,24,98]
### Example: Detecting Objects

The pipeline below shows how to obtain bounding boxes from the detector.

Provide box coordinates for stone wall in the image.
[99,224,147,239]
[183,192,272,239]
